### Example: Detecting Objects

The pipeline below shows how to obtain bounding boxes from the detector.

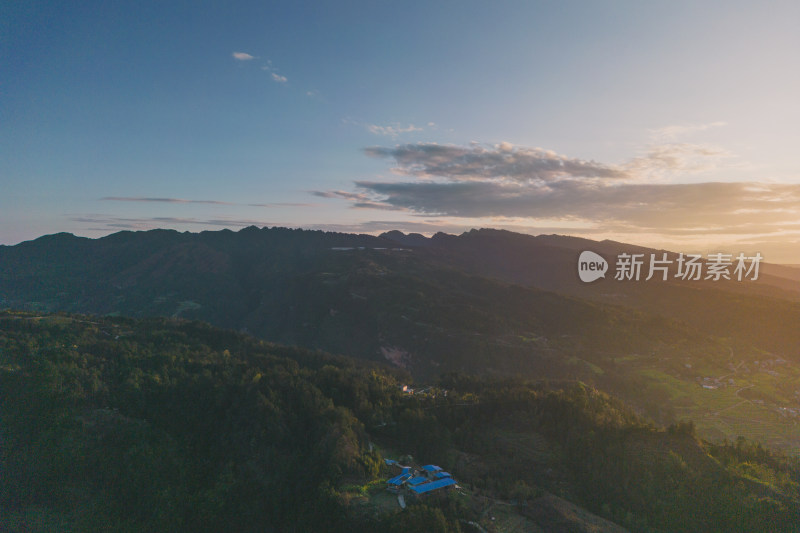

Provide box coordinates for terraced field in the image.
[634,355,800,453]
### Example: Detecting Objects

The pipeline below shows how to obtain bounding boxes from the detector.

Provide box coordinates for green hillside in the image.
[2,312,798,531]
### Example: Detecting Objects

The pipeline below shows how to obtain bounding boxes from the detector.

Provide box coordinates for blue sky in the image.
[3,1,800,260]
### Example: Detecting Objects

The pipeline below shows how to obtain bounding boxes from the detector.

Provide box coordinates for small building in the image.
[421,465,443,479]
[405,476,429,488]
[385,459,458,498]
[386,459,412,474]
[408,477,457,499]
[386,473,411,493]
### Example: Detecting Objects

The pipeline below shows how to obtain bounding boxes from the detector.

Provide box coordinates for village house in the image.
[407,477,457,500]
[386,472,411,493]
[385,460,458,499]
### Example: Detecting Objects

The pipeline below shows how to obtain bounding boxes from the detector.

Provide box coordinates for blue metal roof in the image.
[422,464,442,472]
[410,477,457,494]
[387,473,411,485]
[401,466,411,474]
[434,471,452,479]
[406,476,428,486]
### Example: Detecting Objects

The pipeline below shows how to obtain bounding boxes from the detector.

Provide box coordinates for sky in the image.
[3,1,800,261]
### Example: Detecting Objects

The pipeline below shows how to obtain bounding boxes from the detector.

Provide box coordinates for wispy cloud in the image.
[366,123,423,137]
[650,121,727,141]
[311,190,369,201]
[102,197,233,205]
[624,143,734,180]
[258,59,288,83]
[74,215,278,231]
[342,118,434,138]
[233,53,290,84]
[248,202,314,208]
[101,197,313,208]
[311,190,404,210]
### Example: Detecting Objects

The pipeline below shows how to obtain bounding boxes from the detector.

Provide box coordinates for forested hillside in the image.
[2,312,798,532]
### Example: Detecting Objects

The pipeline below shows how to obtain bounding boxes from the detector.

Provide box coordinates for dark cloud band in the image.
[316,142,800,237]
[364,143,628,181]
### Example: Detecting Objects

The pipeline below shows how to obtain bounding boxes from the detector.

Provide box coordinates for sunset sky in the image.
[3,1,800,261]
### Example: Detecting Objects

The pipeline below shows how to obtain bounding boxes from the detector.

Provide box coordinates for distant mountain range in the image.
[2,226,799,357]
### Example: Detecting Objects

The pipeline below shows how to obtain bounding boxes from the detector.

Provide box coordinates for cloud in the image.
[344,179,800,235]
[624,143,734,179]
[366,123,423,137]
[101,197,313,208]
[312,190,369,201]
[234,54,290,84]
[102,197,233,205]
[317,141,800,238]
[257,60,288,83]
[247,202,314,208]
[73,215,278,231]
[651,121,727,141]
[364,143,628,181]
[625,120,735,180]
[311,190,404,210]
